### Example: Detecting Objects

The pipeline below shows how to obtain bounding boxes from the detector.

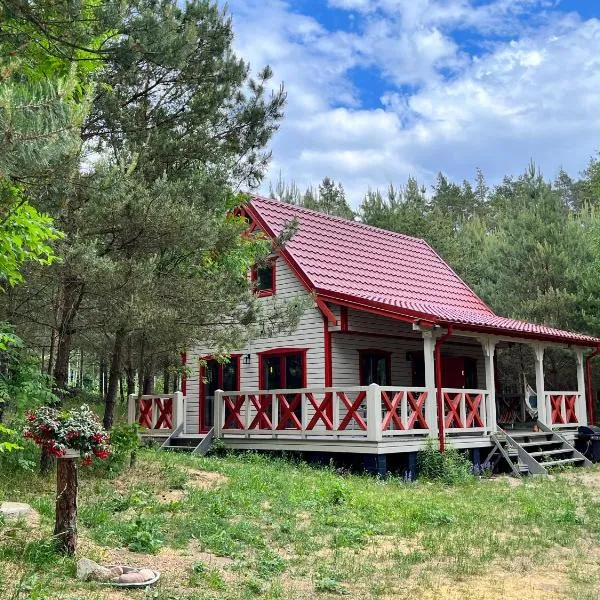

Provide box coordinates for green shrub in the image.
[122,515,164,553]
[417,440,474,484]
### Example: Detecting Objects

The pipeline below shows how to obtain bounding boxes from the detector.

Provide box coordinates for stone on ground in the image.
[76,557,114,582]
[0,502,33,519]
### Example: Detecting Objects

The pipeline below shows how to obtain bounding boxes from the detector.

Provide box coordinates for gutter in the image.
[586,345,600,425]
[435,325,453,453]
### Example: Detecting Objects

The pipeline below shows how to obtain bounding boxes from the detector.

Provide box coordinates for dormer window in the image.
[251,258,276,297]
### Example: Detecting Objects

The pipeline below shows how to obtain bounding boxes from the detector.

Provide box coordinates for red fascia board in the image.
[445,321,599,348]
[315,297,338,326]
[316,290,434,326]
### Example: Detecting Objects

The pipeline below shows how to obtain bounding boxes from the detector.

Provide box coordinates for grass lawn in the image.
[2,449,600,599]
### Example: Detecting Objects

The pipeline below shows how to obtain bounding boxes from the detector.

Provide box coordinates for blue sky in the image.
[224,0,600,205]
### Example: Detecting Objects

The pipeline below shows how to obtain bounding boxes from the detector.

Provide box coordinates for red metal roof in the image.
[248,196,600,346]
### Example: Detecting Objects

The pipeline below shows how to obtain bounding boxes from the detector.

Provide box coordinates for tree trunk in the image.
[54,456,78,555]
[77,349,84,388]
[103,329,126,430]
[99,358,105,395]
[47,328,56,376]
[143,372,153,395]
[126,337,136,397]
[163,368,170,394]
[119,375,125,404]
[53,276,84,393]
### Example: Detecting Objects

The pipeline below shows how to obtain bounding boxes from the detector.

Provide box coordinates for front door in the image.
[261,351,306,428]
[200,357,239,432]
[442,357,466,388]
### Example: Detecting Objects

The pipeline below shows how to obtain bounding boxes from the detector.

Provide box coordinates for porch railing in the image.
[544,392,584,427]
[214,384,492,441]
[127,392,184,434]
[442,388,490,434]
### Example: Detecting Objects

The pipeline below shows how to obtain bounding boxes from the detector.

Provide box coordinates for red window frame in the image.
[358,349,392,386]
[199,355,241,433]
[258,348,308,390]
[251,258,277,297]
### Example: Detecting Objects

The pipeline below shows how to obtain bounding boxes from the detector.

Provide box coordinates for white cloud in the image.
[225,1,600,205]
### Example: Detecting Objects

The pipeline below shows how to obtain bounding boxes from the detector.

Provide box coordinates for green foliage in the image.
[122,514,165,554]
[417,441,474,485]
[270,174,355,219]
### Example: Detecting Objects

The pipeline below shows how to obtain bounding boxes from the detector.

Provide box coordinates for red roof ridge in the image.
[250,194,432,246]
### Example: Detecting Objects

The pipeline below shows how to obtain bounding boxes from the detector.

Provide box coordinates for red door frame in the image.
[199,355,241,433]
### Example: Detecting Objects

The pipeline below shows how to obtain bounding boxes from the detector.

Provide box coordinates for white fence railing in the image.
[442,388,490,434]
[544,391,584,428]
[213,384,492,441]
[128,392,184,433]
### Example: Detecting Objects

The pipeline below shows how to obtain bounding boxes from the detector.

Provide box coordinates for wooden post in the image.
[481,337,497,432]
[54,454,78,555]
[576,350,588,425]
[366,383,383,442]
[533,344,547,425]
[421,330,438,437]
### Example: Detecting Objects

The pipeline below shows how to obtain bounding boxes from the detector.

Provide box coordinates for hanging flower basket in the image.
[23,405,111,466]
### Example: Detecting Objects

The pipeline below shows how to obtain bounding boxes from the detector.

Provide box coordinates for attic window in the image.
[251,259,276,297]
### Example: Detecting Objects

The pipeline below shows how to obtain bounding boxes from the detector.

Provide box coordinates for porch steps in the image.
[487,421,591,476]
[160,428,214,456]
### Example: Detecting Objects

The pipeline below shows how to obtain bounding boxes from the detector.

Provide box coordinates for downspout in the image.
[585,345,600,425]
[435,325,453,453]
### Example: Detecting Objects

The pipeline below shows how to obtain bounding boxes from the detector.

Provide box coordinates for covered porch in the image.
[129,322,592,454]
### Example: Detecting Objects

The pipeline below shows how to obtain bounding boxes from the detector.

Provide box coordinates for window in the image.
[251,259,276,296]
[200,356,240,432]
[358,350,391,386]
[259,349,307,428]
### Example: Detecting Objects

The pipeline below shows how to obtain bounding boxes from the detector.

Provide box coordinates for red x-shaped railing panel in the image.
[381,391,405,430]
[406,391,428,429]
[338,391,367,431]
[444,393,463,428]
[223,394,245,429]
[154,397,173,429]
[464,393,483,428]
[550,394,565,424]
[306,393,333,430]
[277,394,302,430]
[139,399,153,428]
[249,394,273,429]
[564,395,578,423]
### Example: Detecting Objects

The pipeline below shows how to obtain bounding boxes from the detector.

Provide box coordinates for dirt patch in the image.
[420,564,565,600]
[184,468,228,490]
[157,489,186,503]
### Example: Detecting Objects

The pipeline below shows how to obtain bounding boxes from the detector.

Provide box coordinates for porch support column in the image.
[422,330,438,438]
[480,337,497,432]
[576,350,588,425]
[532,344,547,425]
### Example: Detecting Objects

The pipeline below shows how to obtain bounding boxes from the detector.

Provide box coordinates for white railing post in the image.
[214,389,223,438]
[576,350,588,425]
[271,394,279,436]
[173,391,184,431]
[480,337,497,432]
[533,344,547,425]
[367,383,383,442]
[128,394,137,425]
[422,330,438,436]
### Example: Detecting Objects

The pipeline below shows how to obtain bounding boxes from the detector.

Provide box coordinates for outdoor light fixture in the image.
[243,354,251,365]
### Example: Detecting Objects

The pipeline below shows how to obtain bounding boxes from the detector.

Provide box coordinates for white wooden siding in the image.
[331,309,485,387]
[185,257,325,433]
